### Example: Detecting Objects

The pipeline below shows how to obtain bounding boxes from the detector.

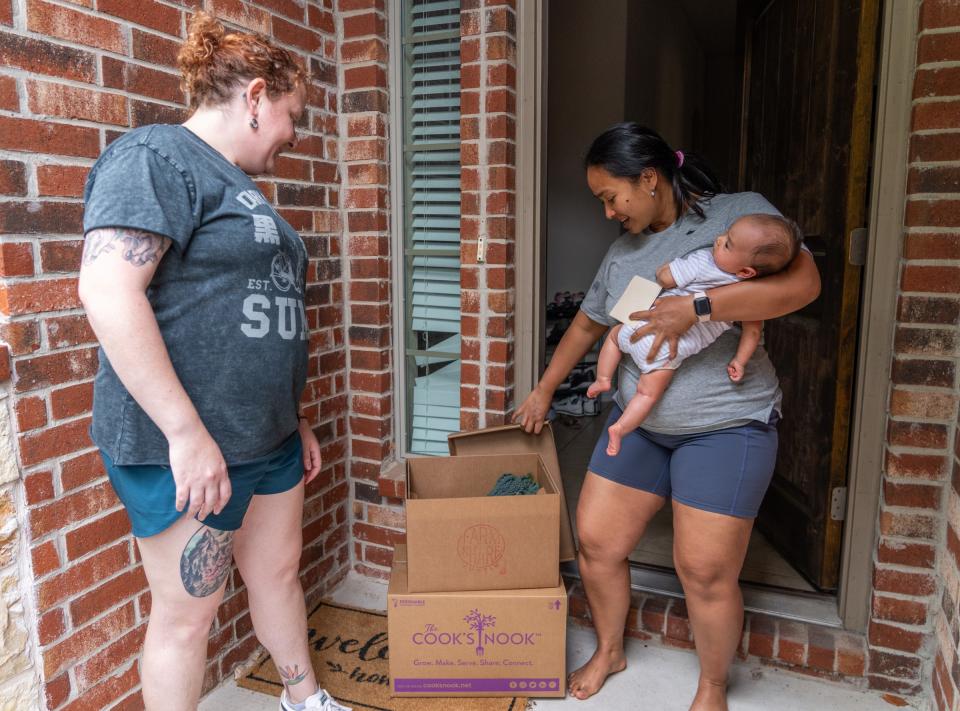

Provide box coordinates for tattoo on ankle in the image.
[179,526,234,597]
[279,663,309,688]
[83,227,170,266]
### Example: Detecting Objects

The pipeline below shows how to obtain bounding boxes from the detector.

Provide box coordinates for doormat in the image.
[237,600,528,711]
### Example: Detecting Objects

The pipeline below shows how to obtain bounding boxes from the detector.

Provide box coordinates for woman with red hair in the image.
[79,12,348,711]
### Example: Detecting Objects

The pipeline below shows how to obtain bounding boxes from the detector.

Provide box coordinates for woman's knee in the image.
[149,598,220,643]
[674,555,738,598]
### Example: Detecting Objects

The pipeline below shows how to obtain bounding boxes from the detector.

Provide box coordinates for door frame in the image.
[515,0,918,632]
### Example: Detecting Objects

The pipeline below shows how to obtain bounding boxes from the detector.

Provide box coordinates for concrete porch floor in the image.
[199,573,905,711]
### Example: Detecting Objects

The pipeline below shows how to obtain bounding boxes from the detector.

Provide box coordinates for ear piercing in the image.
[249,117,259,129]
[650,190,656,197]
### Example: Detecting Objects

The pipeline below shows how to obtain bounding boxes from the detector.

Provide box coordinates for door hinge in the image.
[848,227,867,266]
[476,234,486,263]
[830,487,847,521]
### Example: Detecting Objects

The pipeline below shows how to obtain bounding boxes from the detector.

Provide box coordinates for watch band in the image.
[692,291,711,322]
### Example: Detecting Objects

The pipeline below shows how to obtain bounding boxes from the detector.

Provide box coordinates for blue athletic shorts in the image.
[588,405,779,518]
[102,431,304,538]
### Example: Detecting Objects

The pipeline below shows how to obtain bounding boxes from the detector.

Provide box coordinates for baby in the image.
[587,213,803,456]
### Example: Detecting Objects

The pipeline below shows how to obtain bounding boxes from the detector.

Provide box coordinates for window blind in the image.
[402,0,461,455]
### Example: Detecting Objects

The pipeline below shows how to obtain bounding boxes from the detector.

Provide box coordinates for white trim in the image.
[388,0,408,460]
[839,0,920,632]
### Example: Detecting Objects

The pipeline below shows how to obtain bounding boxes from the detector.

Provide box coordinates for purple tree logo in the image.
[463,609,496,657]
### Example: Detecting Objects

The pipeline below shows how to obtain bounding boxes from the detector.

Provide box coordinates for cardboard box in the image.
[405,452,560,592]
[448,422,577,562]
[388,545,567,698]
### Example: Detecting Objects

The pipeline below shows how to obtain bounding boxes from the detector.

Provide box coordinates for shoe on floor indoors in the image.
[553,393,584,416]
[280,687,351,711]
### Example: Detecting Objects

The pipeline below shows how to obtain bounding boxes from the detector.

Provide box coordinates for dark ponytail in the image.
[584,123,722,220]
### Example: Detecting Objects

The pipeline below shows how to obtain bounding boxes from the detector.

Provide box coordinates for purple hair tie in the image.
[675,150,684,167]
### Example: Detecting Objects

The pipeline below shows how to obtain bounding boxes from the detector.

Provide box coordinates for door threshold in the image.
[561,562,843,629]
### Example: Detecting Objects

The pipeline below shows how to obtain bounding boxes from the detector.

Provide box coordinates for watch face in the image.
[694,297,711,316]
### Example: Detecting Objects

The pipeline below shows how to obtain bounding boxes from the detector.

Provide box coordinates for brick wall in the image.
[0,1,350,707]
[338,0,404,580]
[914,1,960,706]
[459,0,518,431]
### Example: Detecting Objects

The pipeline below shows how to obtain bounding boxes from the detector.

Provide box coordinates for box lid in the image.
[448,423,576,562]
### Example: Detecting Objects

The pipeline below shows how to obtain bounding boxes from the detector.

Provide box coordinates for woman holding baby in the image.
[514,123,820,710]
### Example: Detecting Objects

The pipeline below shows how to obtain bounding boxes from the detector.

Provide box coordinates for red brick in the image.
[60,449,106,491]
[889,390,957,420]
[868,650,922,680]
[343,12,386,38]
[39,239,82,274]
[922,0,960,29]
[39,541,130,614]
[36,164,88,198]
[0,160,26,197]
[65,509,130,561]
[132,28,180,66]
[340,38,387,63]
[0,320,40,356]
[0,116,99,158]
[261,0,306,21]
[30,480,116,540]
[101,56,182,104]
[869,621,924,653]
[31,539,60,577]
[878,538,937,568]
[901,264,960,293]
[913,101,960,131]
[0,245,32,281]
[29,80,128,126]
[24,470,54,506]
[273,16,321,52]
[58,661,139,711]
[98,0,180,35]
[37,606,66,645]
[27,0,125,53]
[887,420,949,449]
[75,623,146,691]
[879,510,939,539]
[45,673,71,709]
[0,74,16,111]
[873,595,928,626]
[70,568,147,627]
[20,416,93,467]
[0,202,84,238]
[50,382,93,419]
[45,314,96,349]
[15,395,47,431]
[873,568,936,596]
[15,347,97,392]
[914,67,960,99]
[131,98,186,127]
[0,30,96,82]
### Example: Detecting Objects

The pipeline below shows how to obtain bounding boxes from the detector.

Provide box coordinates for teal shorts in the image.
[102,432,304,538]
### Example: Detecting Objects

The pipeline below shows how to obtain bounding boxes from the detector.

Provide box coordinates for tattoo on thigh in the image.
[83,227,170,266]
[278,663,309,688]
[179,526,234,598]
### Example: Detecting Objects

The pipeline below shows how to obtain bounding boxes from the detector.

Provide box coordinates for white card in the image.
[609,276,662,326]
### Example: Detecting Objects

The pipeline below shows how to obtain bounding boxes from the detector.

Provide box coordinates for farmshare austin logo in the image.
[411,609,541,657]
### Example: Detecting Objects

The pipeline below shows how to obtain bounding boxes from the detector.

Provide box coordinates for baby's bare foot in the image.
[606,423,625,456]
[586,377,612,399]
[567,648,626,701]
[689,678,728,711]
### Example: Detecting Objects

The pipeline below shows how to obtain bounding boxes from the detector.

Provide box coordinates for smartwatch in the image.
[692,292,712,322]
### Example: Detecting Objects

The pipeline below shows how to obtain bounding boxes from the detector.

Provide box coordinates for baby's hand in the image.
[727,360,746,382]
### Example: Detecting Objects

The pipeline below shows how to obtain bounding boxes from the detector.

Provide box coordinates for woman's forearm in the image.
[709,250,821,322]
[539,311,608,392]
[82,288,204,441]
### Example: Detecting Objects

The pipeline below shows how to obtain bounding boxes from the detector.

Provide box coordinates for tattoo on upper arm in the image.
[82,228,170,267]
[180,526,234,598]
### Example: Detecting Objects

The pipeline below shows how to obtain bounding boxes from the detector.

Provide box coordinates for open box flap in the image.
[448,422,576,561]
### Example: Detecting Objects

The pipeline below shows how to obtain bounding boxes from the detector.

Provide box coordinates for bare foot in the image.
[606,423,625,456]
[689,678,728,711]
[586,376,612,399]
[567,647,627,700]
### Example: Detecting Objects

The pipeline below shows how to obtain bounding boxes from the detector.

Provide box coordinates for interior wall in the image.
[545,2,732,301]
[545,0,628,301]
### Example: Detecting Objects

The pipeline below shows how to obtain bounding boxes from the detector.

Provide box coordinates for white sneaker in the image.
[280,687,351,711]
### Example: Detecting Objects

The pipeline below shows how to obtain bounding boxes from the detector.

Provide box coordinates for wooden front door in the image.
[739,0,881,590]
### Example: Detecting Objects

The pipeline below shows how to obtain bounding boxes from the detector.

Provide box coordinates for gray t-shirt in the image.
[579,192,784,434]
[83,124,309,465]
